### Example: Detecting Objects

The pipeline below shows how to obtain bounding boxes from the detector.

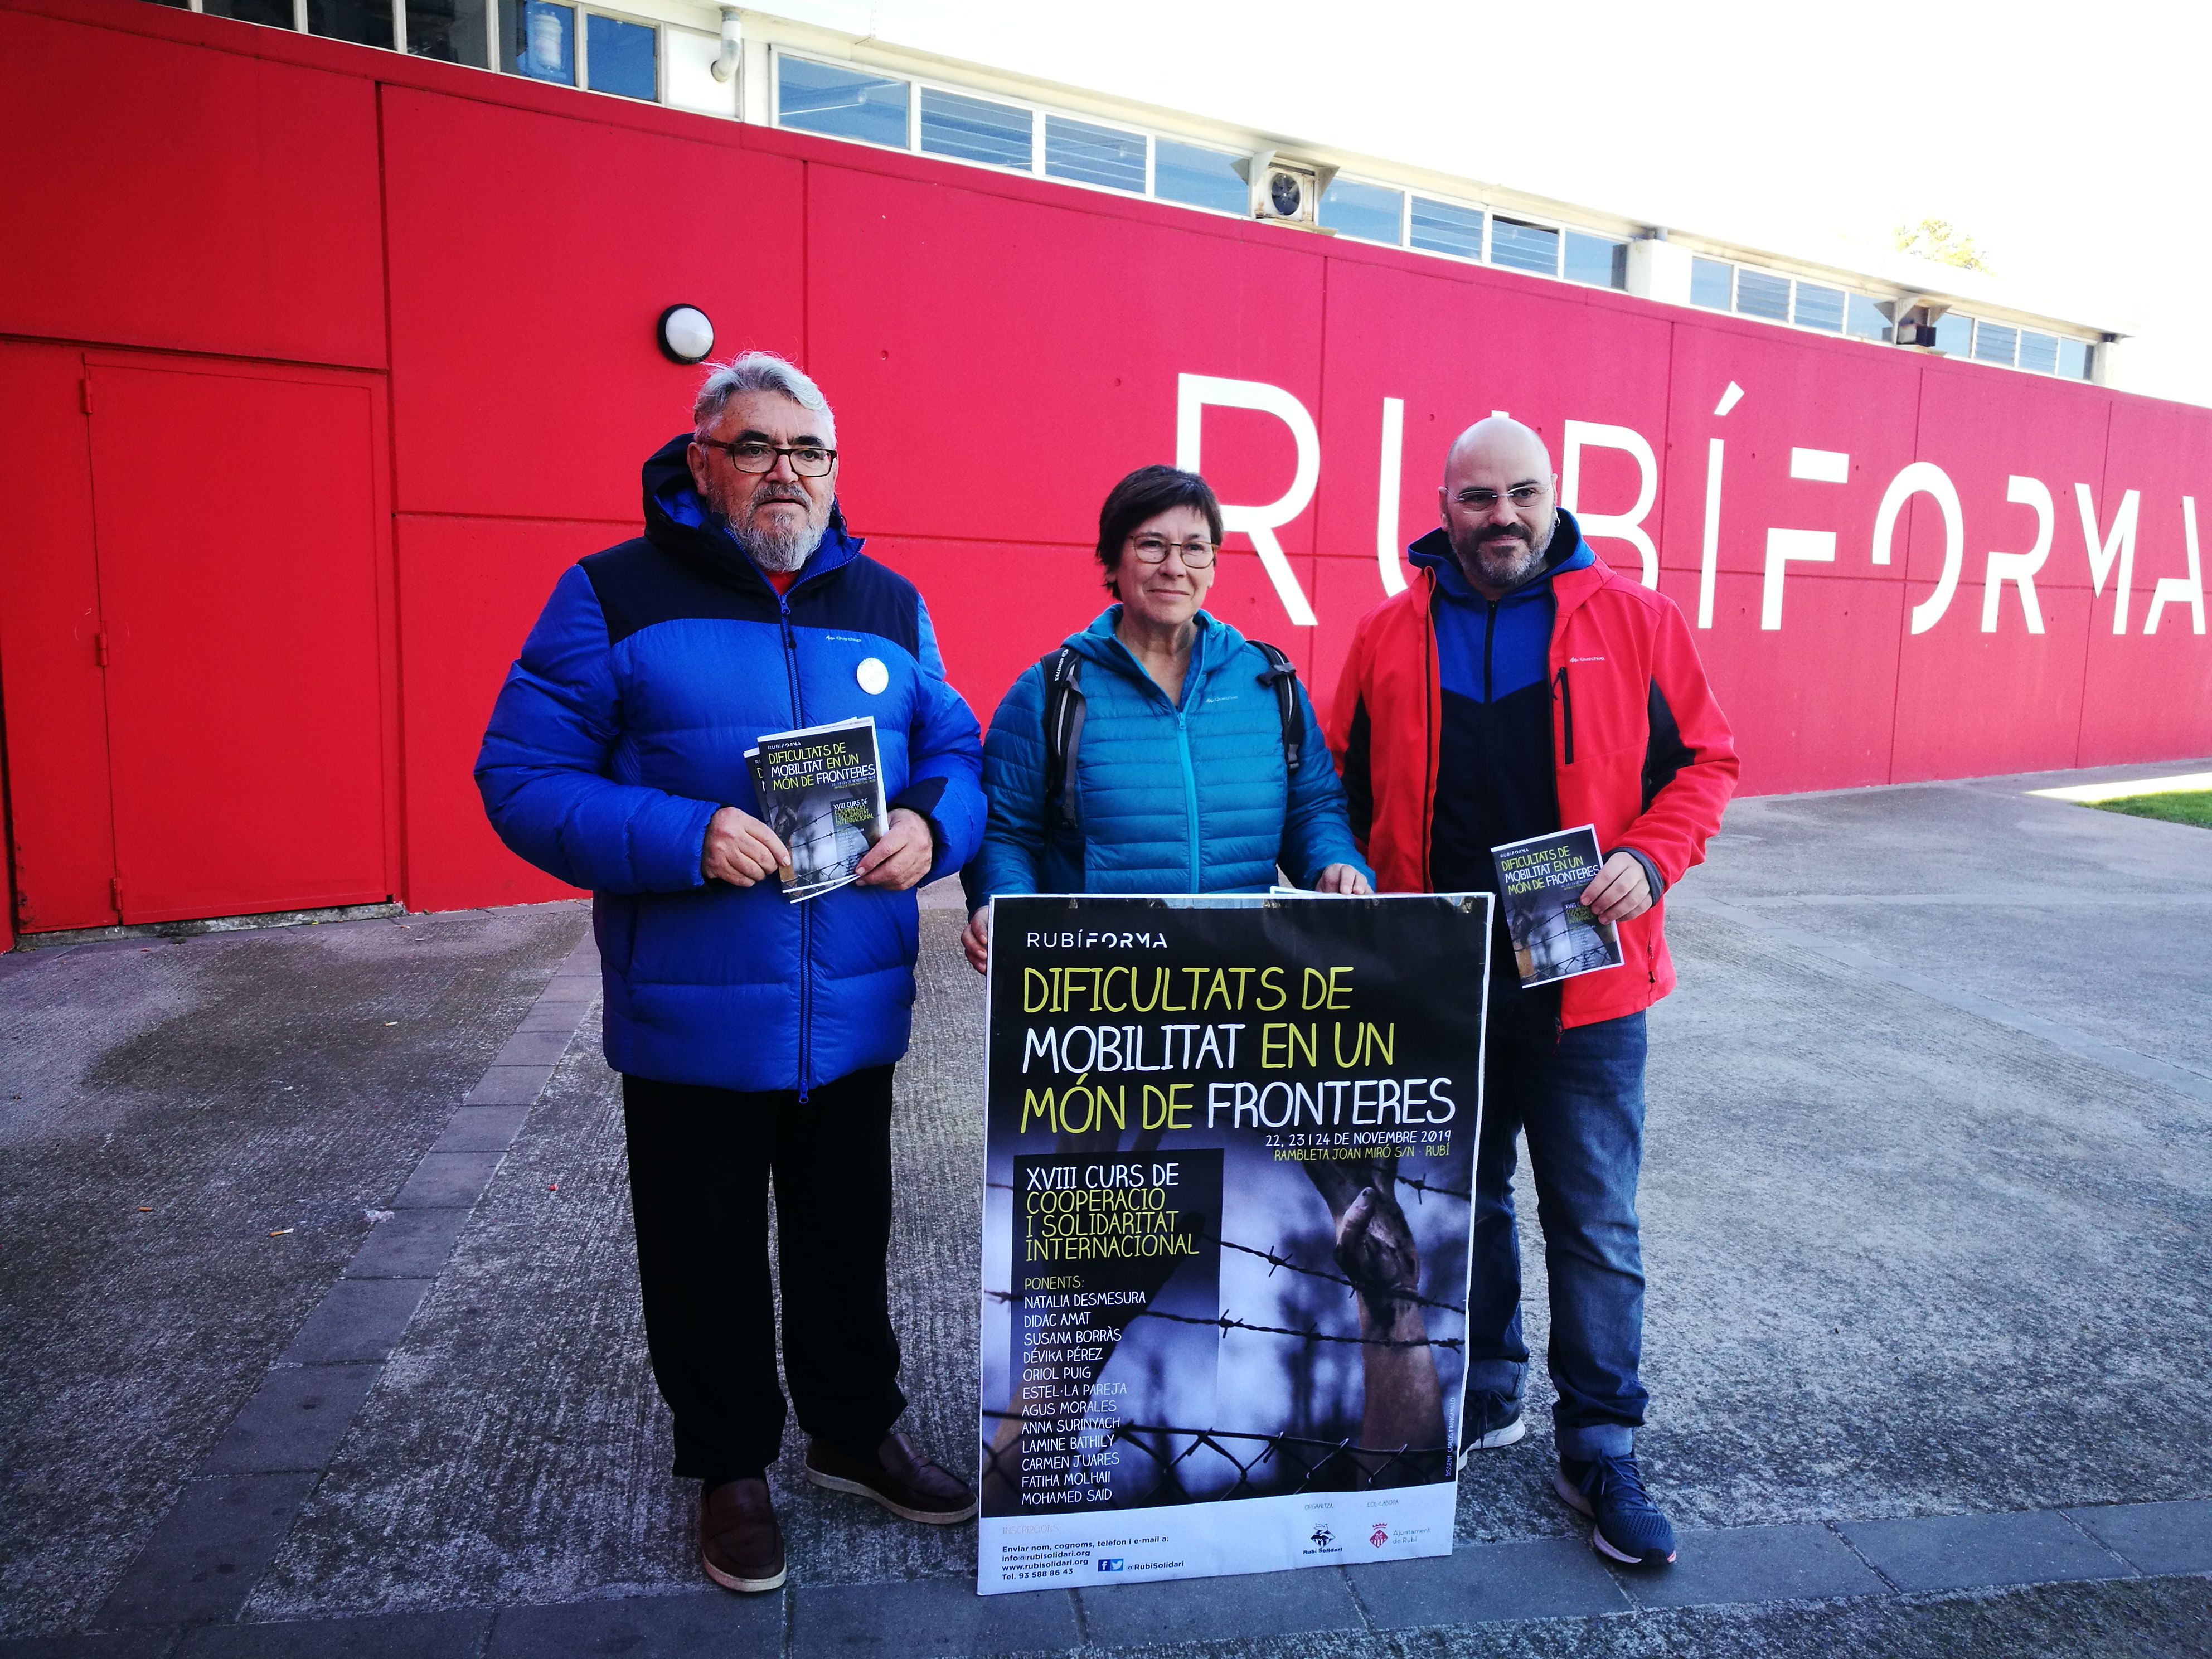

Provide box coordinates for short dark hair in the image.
[1096,465,1225,594]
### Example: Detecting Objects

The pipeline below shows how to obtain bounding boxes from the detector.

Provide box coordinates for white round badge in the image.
[855,656,890,696]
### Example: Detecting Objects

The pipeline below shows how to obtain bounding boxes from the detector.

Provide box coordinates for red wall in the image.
[3,0,2208,933]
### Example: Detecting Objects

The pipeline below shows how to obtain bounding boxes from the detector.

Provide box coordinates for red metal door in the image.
[85,360,393,923]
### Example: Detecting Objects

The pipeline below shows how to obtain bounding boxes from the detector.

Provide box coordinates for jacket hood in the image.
[1408,506,1594,599]
[638,432,863,594]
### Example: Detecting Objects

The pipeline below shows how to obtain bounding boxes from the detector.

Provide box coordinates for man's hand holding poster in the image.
[976,893,1490,1593]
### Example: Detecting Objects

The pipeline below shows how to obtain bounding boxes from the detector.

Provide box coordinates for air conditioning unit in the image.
[1234,151,1338,231]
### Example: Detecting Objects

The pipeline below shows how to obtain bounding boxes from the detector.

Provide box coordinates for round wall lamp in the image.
[657,304,715,365]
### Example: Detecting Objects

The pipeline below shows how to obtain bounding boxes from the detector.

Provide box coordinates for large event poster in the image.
[976,894,1491,1594]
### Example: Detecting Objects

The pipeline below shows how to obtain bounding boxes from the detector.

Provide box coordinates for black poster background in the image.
[977,894,1490,1523]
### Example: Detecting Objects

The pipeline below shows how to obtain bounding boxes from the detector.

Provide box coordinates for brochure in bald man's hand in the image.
[744,715,886,901]
[1490,824,1623,988]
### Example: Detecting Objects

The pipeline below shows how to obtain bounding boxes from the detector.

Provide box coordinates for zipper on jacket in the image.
[1174,709,1200,891]
[1482,598,1499,701]
[1554,666,1575,765]
[778,591,812,1103]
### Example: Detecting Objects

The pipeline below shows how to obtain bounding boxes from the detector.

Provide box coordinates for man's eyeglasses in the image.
[1454,484,1549,510]
[700,439,837,478]
[1128,534,1217,567]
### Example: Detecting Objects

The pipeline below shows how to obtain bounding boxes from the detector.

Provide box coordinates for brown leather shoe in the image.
[804,1432,977,1524]
[700,1478,785,1592]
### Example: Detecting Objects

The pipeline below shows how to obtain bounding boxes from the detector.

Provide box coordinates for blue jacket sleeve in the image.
[885,596,984,886]
[1278,681,1375,889]
[968,666,1053,909]
[474,564,719,894]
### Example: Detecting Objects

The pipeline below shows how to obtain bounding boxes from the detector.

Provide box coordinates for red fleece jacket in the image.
[1327,554,1739,1028]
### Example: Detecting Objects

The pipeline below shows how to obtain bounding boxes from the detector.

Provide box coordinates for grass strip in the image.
[2088,789,2212,829]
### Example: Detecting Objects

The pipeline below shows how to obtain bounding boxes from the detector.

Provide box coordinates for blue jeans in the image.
[1466,997,1650,1460]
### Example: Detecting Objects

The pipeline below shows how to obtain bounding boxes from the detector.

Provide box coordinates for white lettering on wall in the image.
[1760,446,1850,630]
[1175,373,1319,627]
[1375,397,1408,597]
[2074,483,2140,634]
[1560,420,1658,588]
[2144,496,2207,635]
[1697,384,1743,630]
[1871,461,1965,635]
[1982,476,2054,635]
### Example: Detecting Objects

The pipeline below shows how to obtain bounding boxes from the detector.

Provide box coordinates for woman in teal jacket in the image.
[962,465,1371,971]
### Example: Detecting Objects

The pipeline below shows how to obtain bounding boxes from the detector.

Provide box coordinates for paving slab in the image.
[2066,1498,2212,1577]
[1840,1509,2132,1593]
[390,1151,506,1210]
[1074,1565,1363,1647]
[174,1609,490,1658]
[484,1591,783,1657]
[1347,1536,1629,1628]
[0,1634,181,1659]
[790,1577,1075,1657]
[341,1209,470,1280]
[98,1475,320,1627]
[200,1364,383,1476]
[276,1278,431,1365]
[426,1106,534,1154]
[463,1066,554,1107]
[492,1029,577,1068]
[1613,1521,1885,1608]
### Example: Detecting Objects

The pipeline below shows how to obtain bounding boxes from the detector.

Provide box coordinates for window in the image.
[2059,338,2092,380]
[1934,312,1972,355]
[1044,116,1146,191]
[1491,216,1559,276]
[1972,321,2018,366]
[502,0,571,83]
[1321,179,1403,245]
[202,0,297,23]
[1691,257,1733,310]
[777,56,908,147]
[1563,230,1626,289]
[920,87,1030,169]
[408,0,486,63]
[1846,294,1891,342]
[585,13,654,100]
[1154,140,1246,213]
[1410,197,1483,259]
[1734,268,1790,322]
[2017,331,2059,375]
[309,0,392,46]
[1793,282,1845,332]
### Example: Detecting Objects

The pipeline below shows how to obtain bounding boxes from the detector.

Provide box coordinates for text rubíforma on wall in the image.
[975,893,1491,1593]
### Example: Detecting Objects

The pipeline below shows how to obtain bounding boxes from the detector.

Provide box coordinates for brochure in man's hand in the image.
[744,716,887,902]
[1490,824,1624,988]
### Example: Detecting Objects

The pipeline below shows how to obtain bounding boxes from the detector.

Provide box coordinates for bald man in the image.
[1327,417,1737,1568]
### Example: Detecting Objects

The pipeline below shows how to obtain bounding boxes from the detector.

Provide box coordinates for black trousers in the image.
[622,1066,906,1487]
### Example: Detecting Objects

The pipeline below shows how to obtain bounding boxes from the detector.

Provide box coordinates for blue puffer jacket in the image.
[968,607,1371,900]
[476,435,984,1094]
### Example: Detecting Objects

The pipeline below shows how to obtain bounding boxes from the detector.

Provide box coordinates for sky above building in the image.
[772,0,2211,407]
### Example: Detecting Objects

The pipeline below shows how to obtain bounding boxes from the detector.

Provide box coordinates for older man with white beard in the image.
[478,354,986,1594]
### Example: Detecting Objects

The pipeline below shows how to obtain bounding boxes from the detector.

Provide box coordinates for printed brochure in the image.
[1489,824,1623,988]
[744,716,886,901]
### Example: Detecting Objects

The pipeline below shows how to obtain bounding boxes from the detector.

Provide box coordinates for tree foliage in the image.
[1894,217,1993,273]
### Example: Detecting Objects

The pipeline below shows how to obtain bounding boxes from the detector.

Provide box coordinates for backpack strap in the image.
[1037,647,1087,831]
[1248,639,1303,777]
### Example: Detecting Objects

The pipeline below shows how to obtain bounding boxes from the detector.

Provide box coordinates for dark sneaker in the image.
[1553,1453,1677,1567]
[1457,1391,1526,1471]
[700,1478,785,1593]
[804,1432,978,1524]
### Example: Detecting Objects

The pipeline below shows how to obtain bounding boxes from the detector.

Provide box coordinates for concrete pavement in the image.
[2,759,2208,1656]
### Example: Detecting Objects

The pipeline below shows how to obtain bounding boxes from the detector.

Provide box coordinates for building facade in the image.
[1,0,2206,946]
